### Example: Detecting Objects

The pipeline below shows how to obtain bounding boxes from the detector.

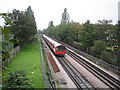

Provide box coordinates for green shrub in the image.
[92,40,107,54]
[10,38,19,48]
[5,70,32,88]
[2,41,11,61]
[100,51,113,64]
[29,37,38,45]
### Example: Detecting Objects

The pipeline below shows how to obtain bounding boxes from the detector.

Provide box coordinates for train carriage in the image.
[42,34,66,56]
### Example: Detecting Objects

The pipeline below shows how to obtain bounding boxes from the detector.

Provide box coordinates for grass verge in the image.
[2,42,44,88]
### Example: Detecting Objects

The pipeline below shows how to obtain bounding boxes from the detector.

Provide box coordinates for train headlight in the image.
[56,48,58,51]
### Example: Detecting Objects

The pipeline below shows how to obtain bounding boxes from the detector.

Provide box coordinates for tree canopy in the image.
[61,8,70,24]
[43,19,119,66]
[9,6,37,45]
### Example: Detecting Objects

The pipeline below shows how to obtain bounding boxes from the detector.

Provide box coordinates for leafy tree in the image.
[106,25,117,47]
[44,22,79,44]
[48,21,54,27]
[0,13,13,40]
[61,8,70,24]
[9,6,37,45]
[0,13,13,61]
[100,51,113,64]
[117,21,120,67]
[37,30,43,34]
[43,18,119,67]
[117,21,120,49]
[92,40,107,55]
[97,19,112,24]
[26,6,37,35]
[79,20,95,50]
[95,19,113,42]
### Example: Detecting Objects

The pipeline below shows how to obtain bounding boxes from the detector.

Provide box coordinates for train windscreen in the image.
[57,46,66,51]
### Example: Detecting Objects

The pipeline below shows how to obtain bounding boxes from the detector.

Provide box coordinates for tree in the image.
[0,13,13,40]
[0,13,13,61]
[43,18,119,67]
[79,20,95,51]
[117,21,120,67]
[117,21,120,49]
[48,21,54,27]
[9,6,37,45]
[95,19,113,42]
[100,51,113,64]
[106,25,117,47]
[26,6,37,35]
[92,40,107,55]
[61,8,70,24]
[43,22,77,44]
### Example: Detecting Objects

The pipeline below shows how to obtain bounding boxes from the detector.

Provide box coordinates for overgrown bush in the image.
[5,70,32,88]
[29,37,38,45]
[100,51,113,64]
[10,38,19,48]
[92,40,107,55]
[2,41,12,61]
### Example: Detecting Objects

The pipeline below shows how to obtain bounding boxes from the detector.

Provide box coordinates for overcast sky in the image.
[0,0,119,30]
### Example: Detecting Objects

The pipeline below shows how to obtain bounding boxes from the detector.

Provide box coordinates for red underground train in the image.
[42,34,67,56]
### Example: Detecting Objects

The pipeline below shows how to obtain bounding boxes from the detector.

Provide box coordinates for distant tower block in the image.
[118,1,120,21]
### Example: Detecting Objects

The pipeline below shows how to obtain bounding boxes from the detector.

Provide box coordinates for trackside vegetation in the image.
[42,8,120,67]
[1,6,45,88]
[1,6,37,62]
[2,42,44,88]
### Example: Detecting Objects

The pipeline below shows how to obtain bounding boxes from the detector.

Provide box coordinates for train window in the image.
[58,46,66,51]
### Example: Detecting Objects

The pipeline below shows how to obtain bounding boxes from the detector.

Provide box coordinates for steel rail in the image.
[67,50,120,89]
[57,57,94,90]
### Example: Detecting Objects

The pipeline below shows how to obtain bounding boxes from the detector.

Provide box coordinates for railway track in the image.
[67,50,120,89]
[57,57,94,89]
[42,36,120,89]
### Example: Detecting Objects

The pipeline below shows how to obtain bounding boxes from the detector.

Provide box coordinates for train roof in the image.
[43,34,62,47]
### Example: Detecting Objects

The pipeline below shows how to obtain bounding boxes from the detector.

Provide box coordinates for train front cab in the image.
[55,45,66,56]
